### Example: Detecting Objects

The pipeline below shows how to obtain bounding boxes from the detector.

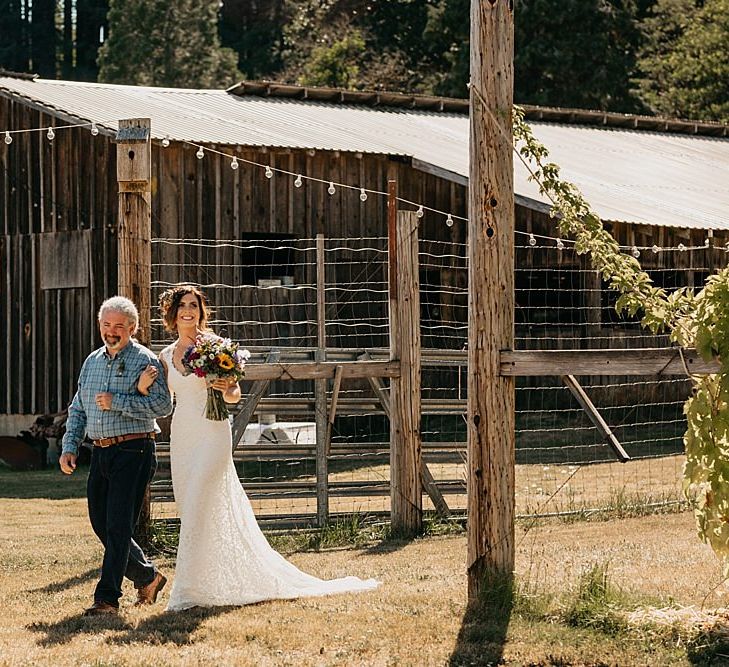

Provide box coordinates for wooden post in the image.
[116,118,152,541]
[315,233,329,526]
[116,118,152,343]
[467,1,516,599]
[389,191,422,535]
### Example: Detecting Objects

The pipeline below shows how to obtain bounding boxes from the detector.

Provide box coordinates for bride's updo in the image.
[158,284,211,333]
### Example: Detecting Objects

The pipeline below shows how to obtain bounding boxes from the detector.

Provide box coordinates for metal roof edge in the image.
[0,85,116,137]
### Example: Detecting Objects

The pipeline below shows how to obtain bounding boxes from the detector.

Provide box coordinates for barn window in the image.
[238,233,297,286]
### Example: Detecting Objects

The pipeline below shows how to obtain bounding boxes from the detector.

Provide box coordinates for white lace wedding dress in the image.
[161,346,379,611]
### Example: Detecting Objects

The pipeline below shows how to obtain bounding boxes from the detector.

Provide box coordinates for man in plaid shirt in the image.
[60,296,172,616]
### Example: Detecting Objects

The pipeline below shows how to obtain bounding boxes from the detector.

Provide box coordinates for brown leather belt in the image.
[93,432,155,448]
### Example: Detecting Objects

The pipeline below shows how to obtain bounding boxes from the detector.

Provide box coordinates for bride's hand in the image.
[211,377,241,403]
[137,365,158,395]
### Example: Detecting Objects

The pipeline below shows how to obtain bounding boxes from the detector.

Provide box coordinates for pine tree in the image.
[637,0,729,122]
[98,0,241,88]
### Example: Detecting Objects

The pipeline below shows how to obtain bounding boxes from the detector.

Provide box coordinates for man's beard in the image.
[104,335,122,349]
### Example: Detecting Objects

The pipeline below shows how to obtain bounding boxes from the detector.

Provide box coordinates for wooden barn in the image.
[2,72,729,434]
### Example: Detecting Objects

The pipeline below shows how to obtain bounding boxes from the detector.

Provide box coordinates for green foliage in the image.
[98,0,241,88]
[636,0,729,122]
[515,0,646,112]
[514,106,729,576]
[299,31,366,88]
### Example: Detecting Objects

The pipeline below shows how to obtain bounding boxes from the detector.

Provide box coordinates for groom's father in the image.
[60,296,172,616]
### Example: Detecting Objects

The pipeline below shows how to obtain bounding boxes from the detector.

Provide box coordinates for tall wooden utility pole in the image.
[116,118,152,345]
[467,1,516,600]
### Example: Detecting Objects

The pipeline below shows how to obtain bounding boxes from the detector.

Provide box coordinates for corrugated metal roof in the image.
[1,76,727,230]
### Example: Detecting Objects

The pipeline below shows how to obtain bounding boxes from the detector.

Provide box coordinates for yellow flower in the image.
[217,354,235,370]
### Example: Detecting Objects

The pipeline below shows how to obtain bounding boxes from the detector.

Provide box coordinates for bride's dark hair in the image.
[159,284,211,334]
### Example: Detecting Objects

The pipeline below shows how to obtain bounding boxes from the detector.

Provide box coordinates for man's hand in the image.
[95,392,113,410]
[59,452,77,475]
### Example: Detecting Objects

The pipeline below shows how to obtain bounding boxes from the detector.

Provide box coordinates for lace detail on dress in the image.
[163,343,379,610]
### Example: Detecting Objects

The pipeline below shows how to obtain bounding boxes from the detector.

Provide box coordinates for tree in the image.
[0,0,30,73]
[98,0,241,88]
[514,0,645,111]
[637,0,729,122]
[76,0,109,82]
[220,0,285,80]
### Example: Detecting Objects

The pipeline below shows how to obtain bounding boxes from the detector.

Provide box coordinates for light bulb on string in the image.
[161,136,170,148]
[4,131,11,145]
[651,245,661,254]
[705,238,711,247]
[359,188,368,202]
[90,123,99,136]
[556,238,565,250]
[294,174,303,188]
[631,246,640,258]
[196,146,204,159]
[678,243,687,252]
[327,182,336,195]
[46,127,55,141]
[230,157,239,170]
[265,166,273,179]
[445,214,454,227]
[416,206,424,219]
[528,233,536,247]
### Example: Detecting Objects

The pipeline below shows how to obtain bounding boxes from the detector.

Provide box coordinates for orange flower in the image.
[217,354,235,370]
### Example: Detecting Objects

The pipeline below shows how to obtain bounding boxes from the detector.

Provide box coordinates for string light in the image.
[678,243,686,252]
[445,213,454,227]
[265,166,273,179]
[46,127,55,141]
[161,136,170,148]
[195,146,204,159]
[556,238,565,250]
[705,238,711,247]
[90,123,99,136]
[4,131,11,145]
[631,246,640,258]
[327,182,336,195]
[230,157,239,170]
[359,188,368,202]
[528,233,536,246]
[294,174,303,188]
[416,205,424,218]
[652,245,661,254]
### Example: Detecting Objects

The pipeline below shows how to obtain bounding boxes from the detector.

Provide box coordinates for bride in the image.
[138,285,379,611]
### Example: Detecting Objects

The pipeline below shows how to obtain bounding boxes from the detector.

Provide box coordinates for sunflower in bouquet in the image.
[182,335,251,420]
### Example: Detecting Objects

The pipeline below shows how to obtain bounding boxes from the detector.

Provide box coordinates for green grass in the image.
[0,467,87,499]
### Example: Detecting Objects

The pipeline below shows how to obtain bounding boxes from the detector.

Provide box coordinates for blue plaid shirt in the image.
[61,339,172,456]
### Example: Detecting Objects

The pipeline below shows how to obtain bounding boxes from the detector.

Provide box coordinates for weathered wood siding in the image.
[0,97,117,415]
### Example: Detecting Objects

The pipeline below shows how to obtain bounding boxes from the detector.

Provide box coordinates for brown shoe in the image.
[135,572,167,605]
[83,600,119,616]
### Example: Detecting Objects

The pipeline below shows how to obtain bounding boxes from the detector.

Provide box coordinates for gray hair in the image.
[98,296,139,332]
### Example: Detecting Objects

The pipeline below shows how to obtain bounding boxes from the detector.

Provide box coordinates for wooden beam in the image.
[242,359,399,381]
[390,206,423,535]
[325,364,344,457]
[315,233,328,526]
[231,350,280,450]
[500,348,718,376]
[561,375,630,462]
[468,0,516,599]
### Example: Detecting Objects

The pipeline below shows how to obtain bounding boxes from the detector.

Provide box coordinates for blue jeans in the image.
[86,437,157,606]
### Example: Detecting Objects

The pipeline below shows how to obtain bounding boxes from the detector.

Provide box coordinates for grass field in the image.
[3,468,729,666]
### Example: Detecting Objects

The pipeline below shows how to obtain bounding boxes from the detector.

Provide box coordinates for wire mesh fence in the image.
[149,229,715,526]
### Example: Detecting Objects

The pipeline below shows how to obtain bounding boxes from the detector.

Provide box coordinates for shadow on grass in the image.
[27,612,133,647]
[688,639,729,666]
[109,606,237,646]
[0,468,87,499]
[449,571,513,667]
[30,567,98,594]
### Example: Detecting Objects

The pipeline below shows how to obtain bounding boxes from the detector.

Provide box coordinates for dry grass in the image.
[1,468,728,666]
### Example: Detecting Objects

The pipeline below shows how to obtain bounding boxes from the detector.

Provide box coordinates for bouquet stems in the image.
[205,387,229,421]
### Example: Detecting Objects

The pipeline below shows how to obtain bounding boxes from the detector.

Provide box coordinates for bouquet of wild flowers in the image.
[181,335,250,421]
